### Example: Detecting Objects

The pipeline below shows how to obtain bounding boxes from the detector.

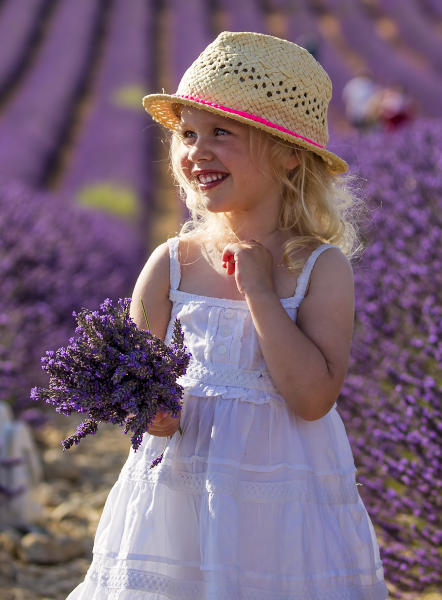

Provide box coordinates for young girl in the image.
[67,32,388,599]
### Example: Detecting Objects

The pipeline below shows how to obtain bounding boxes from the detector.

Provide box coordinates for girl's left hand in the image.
[222,240,275,297]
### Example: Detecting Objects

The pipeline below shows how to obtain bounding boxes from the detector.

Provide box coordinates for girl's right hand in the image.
[147,411,181,437]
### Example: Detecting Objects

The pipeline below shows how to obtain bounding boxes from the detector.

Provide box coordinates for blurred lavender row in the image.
[323,0,442,117]
[340,117,441,595]
[218,0,267,34]
[0,179,145,413]
[0,0,104,186]
[380,0,442,73]
[0,0,52,100]
[168,0,212,87]
[59,0,156,241]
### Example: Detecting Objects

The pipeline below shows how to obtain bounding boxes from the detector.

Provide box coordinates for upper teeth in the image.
[197,173,226,184]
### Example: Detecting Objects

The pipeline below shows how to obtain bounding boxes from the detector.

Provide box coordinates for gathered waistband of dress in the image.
[179,361,278,394]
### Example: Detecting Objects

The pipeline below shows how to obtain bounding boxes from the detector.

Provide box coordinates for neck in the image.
[222,213,280,244]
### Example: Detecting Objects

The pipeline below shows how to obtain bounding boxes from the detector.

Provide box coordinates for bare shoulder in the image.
[129,241,172,340]
[132,241,170,295]
[297,246,354,392]
[306,246,354,302]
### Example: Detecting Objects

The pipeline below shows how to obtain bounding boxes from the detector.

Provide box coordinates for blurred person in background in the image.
[372,84,417,132]
[342,72,382,131]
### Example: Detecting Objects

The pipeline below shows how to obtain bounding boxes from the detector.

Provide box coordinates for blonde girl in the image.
[67,32,388,600]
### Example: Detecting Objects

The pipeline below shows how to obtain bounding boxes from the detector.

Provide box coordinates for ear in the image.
[282,149,299,171]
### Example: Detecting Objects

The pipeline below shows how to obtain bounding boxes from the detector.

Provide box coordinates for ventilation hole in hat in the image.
[306,110,310,114]
[243,68,248,72]
[254,84,258,89]
[302,101,305,105]
[276,90,281,94]
[322,119,325,124]
[289,96,294,100]
[304,92,308,97]
[279,81,283,86]
[282,98,286,102]
[294,103,298,107]
[220,64,225,69]
[234,70,238,74]
[262,83,266,88]
[313,98,316,102]
[240,77,245,82]
[251,67,256,73]
[284,88,288,92]
[315,115,319,119]
[292,87,297,91]
[237,62,242,66]
[312,107,315,111]
[267,91,272,97]
[249,75,254,80]
[257,75,261,79]
[298,94,301,98]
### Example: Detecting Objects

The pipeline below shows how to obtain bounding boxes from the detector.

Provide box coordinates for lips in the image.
[194,171,229,190]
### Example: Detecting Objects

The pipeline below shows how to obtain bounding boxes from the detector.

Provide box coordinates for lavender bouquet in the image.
[30,298,190,467]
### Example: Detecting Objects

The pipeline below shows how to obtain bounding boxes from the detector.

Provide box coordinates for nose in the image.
[187,136,213,163]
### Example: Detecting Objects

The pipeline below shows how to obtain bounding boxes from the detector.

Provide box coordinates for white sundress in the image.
[67,237,389,600]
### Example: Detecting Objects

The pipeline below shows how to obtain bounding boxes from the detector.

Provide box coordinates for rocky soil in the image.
[0,415,130,599]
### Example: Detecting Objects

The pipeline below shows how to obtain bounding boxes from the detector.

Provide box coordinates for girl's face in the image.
[177,107,291,217]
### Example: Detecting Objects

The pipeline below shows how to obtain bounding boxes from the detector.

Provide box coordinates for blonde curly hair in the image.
[168,110,364,270]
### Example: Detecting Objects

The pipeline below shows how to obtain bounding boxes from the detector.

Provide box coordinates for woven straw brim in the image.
[143,93,348,175]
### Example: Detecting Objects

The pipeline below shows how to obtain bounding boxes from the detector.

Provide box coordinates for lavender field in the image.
[0,1,441,599]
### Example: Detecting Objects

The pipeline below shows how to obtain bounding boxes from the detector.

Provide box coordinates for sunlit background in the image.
[0,1,440,598]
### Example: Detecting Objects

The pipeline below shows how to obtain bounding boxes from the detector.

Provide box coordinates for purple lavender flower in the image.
[30,298,191,457]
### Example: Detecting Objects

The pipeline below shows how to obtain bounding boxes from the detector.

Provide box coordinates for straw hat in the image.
[143,31,348,174]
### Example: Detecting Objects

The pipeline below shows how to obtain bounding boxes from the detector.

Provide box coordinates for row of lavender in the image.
[0,0,52,101]
[339,118,441,597]
[59,0,156,241]
[0,0,104,186]
[0,0,441,202]
[0,0,156,243]
[0,179,145,414]
[380,0,442,73]
[323,0,442,117]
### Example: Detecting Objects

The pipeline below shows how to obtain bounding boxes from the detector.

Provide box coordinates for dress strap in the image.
[166,237,181,291]
[294,244,337,299]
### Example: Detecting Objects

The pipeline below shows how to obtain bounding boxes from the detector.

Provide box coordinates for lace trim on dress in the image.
[179,361,279,395]
[120,463,359,505]
[86,554,388,600]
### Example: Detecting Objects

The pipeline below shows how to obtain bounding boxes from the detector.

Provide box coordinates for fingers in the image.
[222,245,236,275]
[147,411,180,437]
[221,240,261,276]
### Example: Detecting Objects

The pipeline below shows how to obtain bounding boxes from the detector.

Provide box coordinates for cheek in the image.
[179,152,192,181]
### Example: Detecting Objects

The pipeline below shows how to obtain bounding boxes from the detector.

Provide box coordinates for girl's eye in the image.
[182,130,196,139]
[215,127,229,136]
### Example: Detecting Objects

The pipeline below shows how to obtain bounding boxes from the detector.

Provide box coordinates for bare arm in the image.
[129,242,180,436]
[223,241,355,421]
[129,242,172,340]
[246,248,354,421]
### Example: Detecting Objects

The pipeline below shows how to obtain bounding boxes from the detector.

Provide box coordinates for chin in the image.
[201,197,233,214]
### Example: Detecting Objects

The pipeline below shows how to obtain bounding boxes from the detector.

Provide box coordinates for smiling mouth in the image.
[195,173,229,189]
